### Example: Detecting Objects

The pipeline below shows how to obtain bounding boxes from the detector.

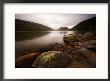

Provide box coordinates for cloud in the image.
[15,14,96,29]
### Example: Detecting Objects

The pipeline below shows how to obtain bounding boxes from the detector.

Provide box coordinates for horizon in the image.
[15,14,96,30]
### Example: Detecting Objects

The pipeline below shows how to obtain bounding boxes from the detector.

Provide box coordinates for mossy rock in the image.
[63,34,79,43]
[32,51,71,68]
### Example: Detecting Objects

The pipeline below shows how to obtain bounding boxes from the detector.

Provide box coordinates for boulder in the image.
[83,40,96,50]
[74,42,83,49]
[81,32,96,40]
[74,48,96,66]
[15,52,41,68]
[32,51,72,68]
[63,34,79,44]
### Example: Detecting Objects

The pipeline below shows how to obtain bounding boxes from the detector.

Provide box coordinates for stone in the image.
[74,48,96,66]
[15,52,41,68]
[32,51,72,68]
[83,40,96,50]
[81,32,96,40]
[63,34,79,44]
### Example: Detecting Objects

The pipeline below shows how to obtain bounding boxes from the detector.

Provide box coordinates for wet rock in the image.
[37,47,51,52]
[15,52,41,68]
[54,43,64,48]
[32,51,72,68]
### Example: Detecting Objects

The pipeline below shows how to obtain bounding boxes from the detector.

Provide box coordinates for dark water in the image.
[15,31,75,55]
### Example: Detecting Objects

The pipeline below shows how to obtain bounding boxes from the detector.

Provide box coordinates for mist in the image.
[15,14,96,30]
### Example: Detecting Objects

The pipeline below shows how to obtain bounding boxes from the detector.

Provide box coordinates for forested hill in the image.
[15,19,54,31]
[71,17,96,31]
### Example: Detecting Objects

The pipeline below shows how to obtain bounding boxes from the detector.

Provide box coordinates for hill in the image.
[57,27,69,31]
[71,17,96,31]
[15,19,54,31]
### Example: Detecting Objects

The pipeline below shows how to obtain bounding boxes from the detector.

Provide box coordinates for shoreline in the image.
[15,31,96,68]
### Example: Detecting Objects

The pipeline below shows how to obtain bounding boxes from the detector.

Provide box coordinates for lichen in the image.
[32,51,71,68]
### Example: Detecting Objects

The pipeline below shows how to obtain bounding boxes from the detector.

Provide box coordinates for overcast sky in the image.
[15,14,96,30]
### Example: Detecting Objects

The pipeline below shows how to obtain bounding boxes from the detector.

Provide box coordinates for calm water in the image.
[15,31,75,55]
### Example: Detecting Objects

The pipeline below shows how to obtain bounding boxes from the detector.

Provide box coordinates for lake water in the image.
[15,31,75,56]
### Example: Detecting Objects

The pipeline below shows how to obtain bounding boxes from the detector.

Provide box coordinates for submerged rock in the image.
[32,51,71,68]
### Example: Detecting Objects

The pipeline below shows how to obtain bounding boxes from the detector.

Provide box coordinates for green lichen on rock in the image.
[63,34,79,43]
[32,51,71,68]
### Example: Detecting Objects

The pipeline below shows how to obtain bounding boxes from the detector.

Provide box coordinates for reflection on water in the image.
[15,31,50,41]
[15,31,75,54]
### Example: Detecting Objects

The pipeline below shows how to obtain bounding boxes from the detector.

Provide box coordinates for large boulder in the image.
[63,34,80,44]
[32,51,72,68]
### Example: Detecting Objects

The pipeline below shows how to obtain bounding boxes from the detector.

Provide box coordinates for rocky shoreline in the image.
[15,31,96,68]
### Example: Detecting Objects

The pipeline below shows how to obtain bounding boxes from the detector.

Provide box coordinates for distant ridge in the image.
[57,27,70,31]
[71,17,96,31]
[15,19,54,31]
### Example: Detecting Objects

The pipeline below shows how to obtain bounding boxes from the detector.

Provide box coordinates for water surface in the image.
[15,31,75,56]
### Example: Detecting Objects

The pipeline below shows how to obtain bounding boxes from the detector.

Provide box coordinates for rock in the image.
[55,43,59,44]
[74,48,96,66]
[81,32,96,40]
[66,60,92,68]
[74,42,83,49]
[15,52,41,68]
[54,43,64,48]
[63,34,79,44]
[64,46,96,68]
[32,51,72,68]
[37,47,51,52]
[83,40,96,50]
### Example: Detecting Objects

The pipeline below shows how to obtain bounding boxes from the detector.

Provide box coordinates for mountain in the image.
[15,19,54,31]
[57,27,70,31]
[71,17,96,31]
